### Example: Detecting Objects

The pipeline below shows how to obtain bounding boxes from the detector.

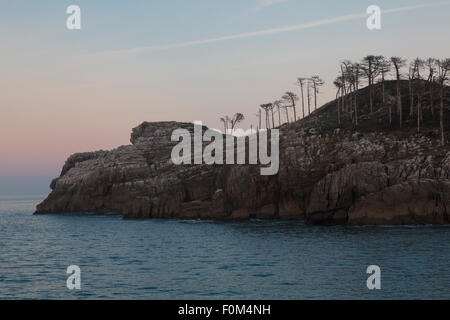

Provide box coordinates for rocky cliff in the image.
[35,83,450,225]
[34,121,449,225]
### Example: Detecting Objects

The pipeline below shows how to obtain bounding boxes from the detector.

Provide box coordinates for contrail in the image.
[87,1,450,57]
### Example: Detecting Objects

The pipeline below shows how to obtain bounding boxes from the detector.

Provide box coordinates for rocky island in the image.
[35,82,450,225]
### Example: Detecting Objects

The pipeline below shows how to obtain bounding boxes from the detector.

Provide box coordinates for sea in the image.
[0,195,449,299]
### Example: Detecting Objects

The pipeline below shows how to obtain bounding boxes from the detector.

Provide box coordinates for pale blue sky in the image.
[1,0,449,194]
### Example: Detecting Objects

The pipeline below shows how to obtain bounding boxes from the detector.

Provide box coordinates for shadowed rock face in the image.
[35,120,450,225]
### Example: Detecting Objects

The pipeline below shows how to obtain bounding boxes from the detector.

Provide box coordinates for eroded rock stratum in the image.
[35,119,449,225]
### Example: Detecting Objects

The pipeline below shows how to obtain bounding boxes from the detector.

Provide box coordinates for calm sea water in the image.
[0,195,449,300]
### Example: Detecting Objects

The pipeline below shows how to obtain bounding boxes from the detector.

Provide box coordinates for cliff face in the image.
[35,118,450,225]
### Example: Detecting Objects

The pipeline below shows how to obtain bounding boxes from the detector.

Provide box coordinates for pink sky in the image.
[1,0,449,182]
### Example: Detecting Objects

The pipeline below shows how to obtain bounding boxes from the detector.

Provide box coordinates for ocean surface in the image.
[0,195,449,300]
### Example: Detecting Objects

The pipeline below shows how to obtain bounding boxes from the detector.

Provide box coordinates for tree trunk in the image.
[417,95,421,133]
[259,110,262,131]
[300,84,305,119]
[409,78,414,118]
[369,62,374,113]
[271,108,275,129]
[292,102,297,122]
[369,78,374,113]
[354,85,358,126]
[307,83,311,115]
[349,89,354,122]
[278,107,281,126]
[313,85,318,111]
[382,73,391,125]
[440,87,445,146]
[396,75,402,128]
[336,90,341,126]
[348,89,352,116]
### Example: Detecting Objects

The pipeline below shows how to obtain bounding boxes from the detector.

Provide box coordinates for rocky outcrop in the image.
[35,119,450,225]
[348,180,449,225]
[305,157,449,225]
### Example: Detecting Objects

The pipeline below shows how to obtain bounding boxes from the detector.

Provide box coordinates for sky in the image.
[0,0,449,195]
